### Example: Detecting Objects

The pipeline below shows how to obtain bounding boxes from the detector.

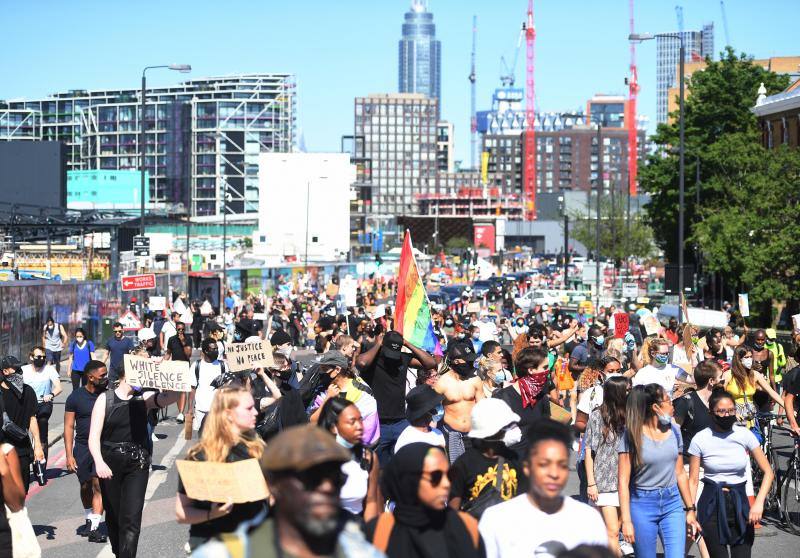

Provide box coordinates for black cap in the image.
[270,330,292,347]
[207,322,225,332]
[405,385,444,422]
[447,339,477,363]
[0,356,22,372]
[382,331,404,359]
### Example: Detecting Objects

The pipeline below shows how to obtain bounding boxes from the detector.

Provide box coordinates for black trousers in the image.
[701,516,754,558]
[17,449,32,493]
[100,450,150,558]
[36,401,53,463]
[71,369,87,391]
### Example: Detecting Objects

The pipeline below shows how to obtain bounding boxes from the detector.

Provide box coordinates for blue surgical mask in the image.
[657,413,672,427]
[593,335,605,346]
[494,371,506,385]
[654,353,669,365]
[431,404,444,424]
[335,433,355,449]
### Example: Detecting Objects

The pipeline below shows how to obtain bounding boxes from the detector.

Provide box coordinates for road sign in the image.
[622,282,638,298]
[121,273,156,291]
[133,235,150,257]
[118,310,142,331]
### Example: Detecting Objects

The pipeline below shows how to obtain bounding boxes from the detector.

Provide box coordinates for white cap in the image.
[137,327,156,342]
[468,398,520,439]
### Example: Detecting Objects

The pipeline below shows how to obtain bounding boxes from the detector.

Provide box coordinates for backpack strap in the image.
[456,511,481,548]
[372,512,395,553]
[105,390,115,418]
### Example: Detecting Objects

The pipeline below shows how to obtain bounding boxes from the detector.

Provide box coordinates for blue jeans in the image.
[376,419,409,465]
[630,484,685,558]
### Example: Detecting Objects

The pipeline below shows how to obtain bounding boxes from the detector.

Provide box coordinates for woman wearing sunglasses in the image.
[366,442,485,558]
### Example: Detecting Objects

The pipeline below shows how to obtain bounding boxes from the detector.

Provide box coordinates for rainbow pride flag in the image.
[394,231,442,356]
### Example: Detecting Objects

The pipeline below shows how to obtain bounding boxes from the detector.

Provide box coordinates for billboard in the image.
[0,141,66,209]
[67,170,148,210]
[474,224,496,255]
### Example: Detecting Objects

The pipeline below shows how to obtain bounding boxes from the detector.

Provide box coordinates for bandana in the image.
[5,373,24,398]
[515,371,549,408]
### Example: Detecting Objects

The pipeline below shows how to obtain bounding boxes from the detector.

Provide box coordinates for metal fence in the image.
[0,273,185,359]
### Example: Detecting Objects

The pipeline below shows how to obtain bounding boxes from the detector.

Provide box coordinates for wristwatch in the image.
[684,505,696,512]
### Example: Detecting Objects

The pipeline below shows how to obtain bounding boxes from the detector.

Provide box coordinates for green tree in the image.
[639,48,789,264]
[445,236,471,252]
[569,195,656,264]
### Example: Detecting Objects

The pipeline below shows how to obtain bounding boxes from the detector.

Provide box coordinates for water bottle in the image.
[33,459,46,486]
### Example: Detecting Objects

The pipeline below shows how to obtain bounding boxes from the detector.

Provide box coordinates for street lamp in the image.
[140,64,191,237]
[630,32,686,316]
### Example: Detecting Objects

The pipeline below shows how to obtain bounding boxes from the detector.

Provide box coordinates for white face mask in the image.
[502,425,522,447]
[741,357,753,370]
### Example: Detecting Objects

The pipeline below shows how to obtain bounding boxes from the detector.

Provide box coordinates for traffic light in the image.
[375,253,383,266]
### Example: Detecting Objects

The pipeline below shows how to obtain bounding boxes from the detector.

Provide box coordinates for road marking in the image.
[94,434,187,558]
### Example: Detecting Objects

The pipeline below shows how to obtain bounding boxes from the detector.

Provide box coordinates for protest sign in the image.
[642,315,661,337]
[226,339,274,372]
[148,296,166,311]
[613,312,630,338]
[176,459,269,504]
[123,354,191,392]
[738,293,750,318]
[793,314,800,331]
[466,302,481,314]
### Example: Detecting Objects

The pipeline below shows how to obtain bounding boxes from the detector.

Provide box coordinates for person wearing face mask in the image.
[633,338,693,398]
[475,355,510,398]
[449,398,527,519]
[1,355,44,492]
[63,360,109,543]
[366,443,484,558]
[618,384,701,558]
[434,341,485,464]
[748,329,777,403]
[469,325,484,354]
[176,386,267,551]
[42,317,67,374]
[688,390,773,558]
[395,385,446,452]
[763,328,786,391]
[189,338,228,433]
[67,328,96,391]
[22,345,62,464]
[317,396,382,522]
[723,347,784,427]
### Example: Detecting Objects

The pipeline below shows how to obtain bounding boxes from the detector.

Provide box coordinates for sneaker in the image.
[78,519,91,537]
[176,413,185,424]
[88,529,107,543]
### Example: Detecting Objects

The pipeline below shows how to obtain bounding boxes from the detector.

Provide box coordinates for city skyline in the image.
[2,0,798,166]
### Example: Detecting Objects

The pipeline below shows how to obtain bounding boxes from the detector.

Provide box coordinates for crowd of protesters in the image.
[1,272,799,558]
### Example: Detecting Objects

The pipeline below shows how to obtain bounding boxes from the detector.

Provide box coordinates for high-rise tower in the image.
[398,1,442,105]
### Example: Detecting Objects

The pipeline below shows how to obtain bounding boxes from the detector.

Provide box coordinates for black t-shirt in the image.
[493,383,552,458]
[449,447,528,504]
[167,334,193,361]
[102,391,149,449]
[65,387,99,445]
[178,443,267,540]
[0,383,37,454]
[674,390,713,457]
[234,318,261,342]
[784,366,800,422]
[360,351,413,423]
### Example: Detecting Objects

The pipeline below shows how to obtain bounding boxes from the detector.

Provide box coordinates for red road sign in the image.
[121,274,156,291]
[118,310,142,331]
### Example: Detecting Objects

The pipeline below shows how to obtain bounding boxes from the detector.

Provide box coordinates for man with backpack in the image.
[189,338,227,433]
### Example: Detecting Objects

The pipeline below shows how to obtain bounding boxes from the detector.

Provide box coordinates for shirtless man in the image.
[435,339,484,463]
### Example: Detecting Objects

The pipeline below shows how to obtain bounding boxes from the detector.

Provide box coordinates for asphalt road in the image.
[24,361,800,558]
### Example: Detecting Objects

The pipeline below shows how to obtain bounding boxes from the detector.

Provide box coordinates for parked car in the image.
[427,291,451,312]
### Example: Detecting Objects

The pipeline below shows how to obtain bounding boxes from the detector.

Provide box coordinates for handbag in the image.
[5,505,41,558]
[255,400,282,440]
[1,412,29,445]
[461,457,506,519]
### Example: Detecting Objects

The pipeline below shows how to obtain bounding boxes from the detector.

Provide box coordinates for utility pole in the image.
[596,123,602,312]
[678,38,686,314]
[304,181,310,271]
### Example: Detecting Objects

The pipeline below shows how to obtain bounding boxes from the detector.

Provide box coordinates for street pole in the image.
[140,73,146,237]
[222,189,227,275]
[304,181,310,271]
[563,213,569,288]
[596,123,602,312]
[678,38,686,317]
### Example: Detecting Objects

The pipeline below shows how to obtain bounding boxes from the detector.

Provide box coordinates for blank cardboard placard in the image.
[226,339,275,372]
[176,458,269,504]
[148,296,166,311]
[793,314,800,331]
[738,294,750,318]
[123,354,191,392]
[466,302,481,314]
[642,315,660,337]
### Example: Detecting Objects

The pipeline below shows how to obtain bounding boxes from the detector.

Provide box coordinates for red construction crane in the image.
[523,0,537,220]
[626,0,639,197]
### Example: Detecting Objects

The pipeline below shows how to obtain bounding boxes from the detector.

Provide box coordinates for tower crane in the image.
[627,0,639,197]
[523,0,537,221]
[500,29,524,87]
[720,1,731,47]
[469,15,477,170]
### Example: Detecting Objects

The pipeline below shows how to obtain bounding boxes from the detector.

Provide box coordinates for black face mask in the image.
[94,377,109,391]
[32,357,46,367]
[205,350,219,361]
[712,414,736,432]
[753,343,764,351]
[451,361,475,378]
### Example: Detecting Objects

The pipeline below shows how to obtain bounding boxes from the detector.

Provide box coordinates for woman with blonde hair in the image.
[175,385,268,551]
[475,355,508,398]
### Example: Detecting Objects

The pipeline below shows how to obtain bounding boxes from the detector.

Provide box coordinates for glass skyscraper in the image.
[398,0,441,105]
[656,23,714,123]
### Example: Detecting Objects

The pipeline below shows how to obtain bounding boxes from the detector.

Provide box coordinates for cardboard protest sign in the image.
[466,302,481,314]
[642,314,661,337]
[176,458,269,504]
[613,312,629,338]
[225,339,274,372]
[123,354,191,392]
[148,296,166,311]
[793,314,800,331]
[738,293,750,318]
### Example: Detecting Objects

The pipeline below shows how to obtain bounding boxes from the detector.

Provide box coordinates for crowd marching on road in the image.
[1,264,800,558]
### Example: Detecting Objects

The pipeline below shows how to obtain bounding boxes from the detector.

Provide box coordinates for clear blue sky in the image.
[2,0,798,164]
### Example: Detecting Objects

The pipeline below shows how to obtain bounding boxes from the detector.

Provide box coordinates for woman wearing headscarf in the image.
[366,442,485,558]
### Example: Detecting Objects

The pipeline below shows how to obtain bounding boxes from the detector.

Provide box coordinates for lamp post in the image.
[140,64,191,237]
[629,32,686,316]
[595,123,602,312]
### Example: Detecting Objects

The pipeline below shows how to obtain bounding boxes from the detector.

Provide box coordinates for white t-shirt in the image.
[340,458,369,515]
[394,426,446,453]
[191,360,224,412]
[688,426,759,484]
[21,364,60,401]
[161,321,177,348]
[633,364,690,396]
[474,320,499,342]
[479,494,608,558]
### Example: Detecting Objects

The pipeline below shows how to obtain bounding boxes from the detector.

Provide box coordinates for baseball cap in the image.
[137,328,156,342]
[0,355,22,372]
[382,331,404,360]
[206,321,225,333]
[319,350,348,369]
[468,398,520,439]
[260,424,350,473]
[270,330,292,347]
[447,339,477,363]
[405,385,444,422]
[765,328,777,341]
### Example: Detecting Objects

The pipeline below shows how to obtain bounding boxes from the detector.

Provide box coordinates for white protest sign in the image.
[200,300,214,316]
[793,314,800,331]
[173,297,187,315]
[123,354,191,392]
[642,314,660,337]
[225,339,275,372]
[738,293,750,318]
[148,296,166,311]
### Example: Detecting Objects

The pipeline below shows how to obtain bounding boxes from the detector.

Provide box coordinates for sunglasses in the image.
[295,464,347,490]
[421,469,448,487]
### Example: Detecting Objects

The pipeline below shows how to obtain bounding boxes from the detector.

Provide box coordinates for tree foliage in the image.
[639,48,790,265]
